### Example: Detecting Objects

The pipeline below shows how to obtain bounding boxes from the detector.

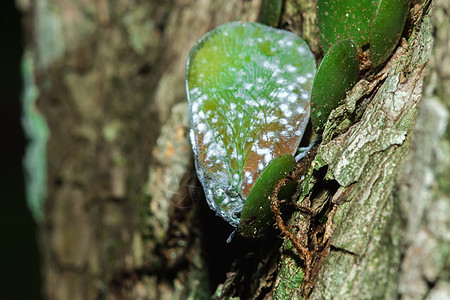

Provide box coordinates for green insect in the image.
[186,22,316,237]
[186,0,409,237]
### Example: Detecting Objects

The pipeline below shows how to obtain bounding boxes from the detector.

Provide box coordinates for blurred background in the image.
[0,1,254,298]
[0,1,42,299]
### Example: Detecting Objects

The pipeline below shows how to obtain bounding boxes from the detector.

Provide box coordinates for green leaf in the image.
[257,0,283,27]
[318,0,378,52]
[370,0,409,68]
[310,39,359,133]
[318,0,409,68]
[239,154,296,238]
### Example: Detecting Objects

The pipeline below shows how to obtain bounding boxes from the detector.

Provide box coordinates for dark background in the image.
[0,1,42,299]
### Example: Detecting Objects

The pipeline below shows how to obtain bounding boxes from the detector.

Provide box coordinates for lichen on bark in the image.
[275,4,437,299]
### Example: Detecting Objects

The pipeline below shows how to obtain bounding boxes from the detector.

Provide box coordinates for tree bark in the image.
[21,0,449,299]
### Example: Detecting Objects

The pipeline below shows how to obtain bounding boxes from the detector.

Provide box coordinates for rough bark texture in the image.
[275,1,450,299]
[21,0,449,299]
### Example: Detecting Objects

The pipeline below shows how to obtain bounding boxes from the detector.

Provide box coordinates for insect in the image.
[186,22,316,236]
[186,0,409,237]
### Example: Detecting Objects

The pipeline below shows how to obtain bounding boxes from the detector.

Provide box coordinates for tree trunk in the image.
[21,0,449,299]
